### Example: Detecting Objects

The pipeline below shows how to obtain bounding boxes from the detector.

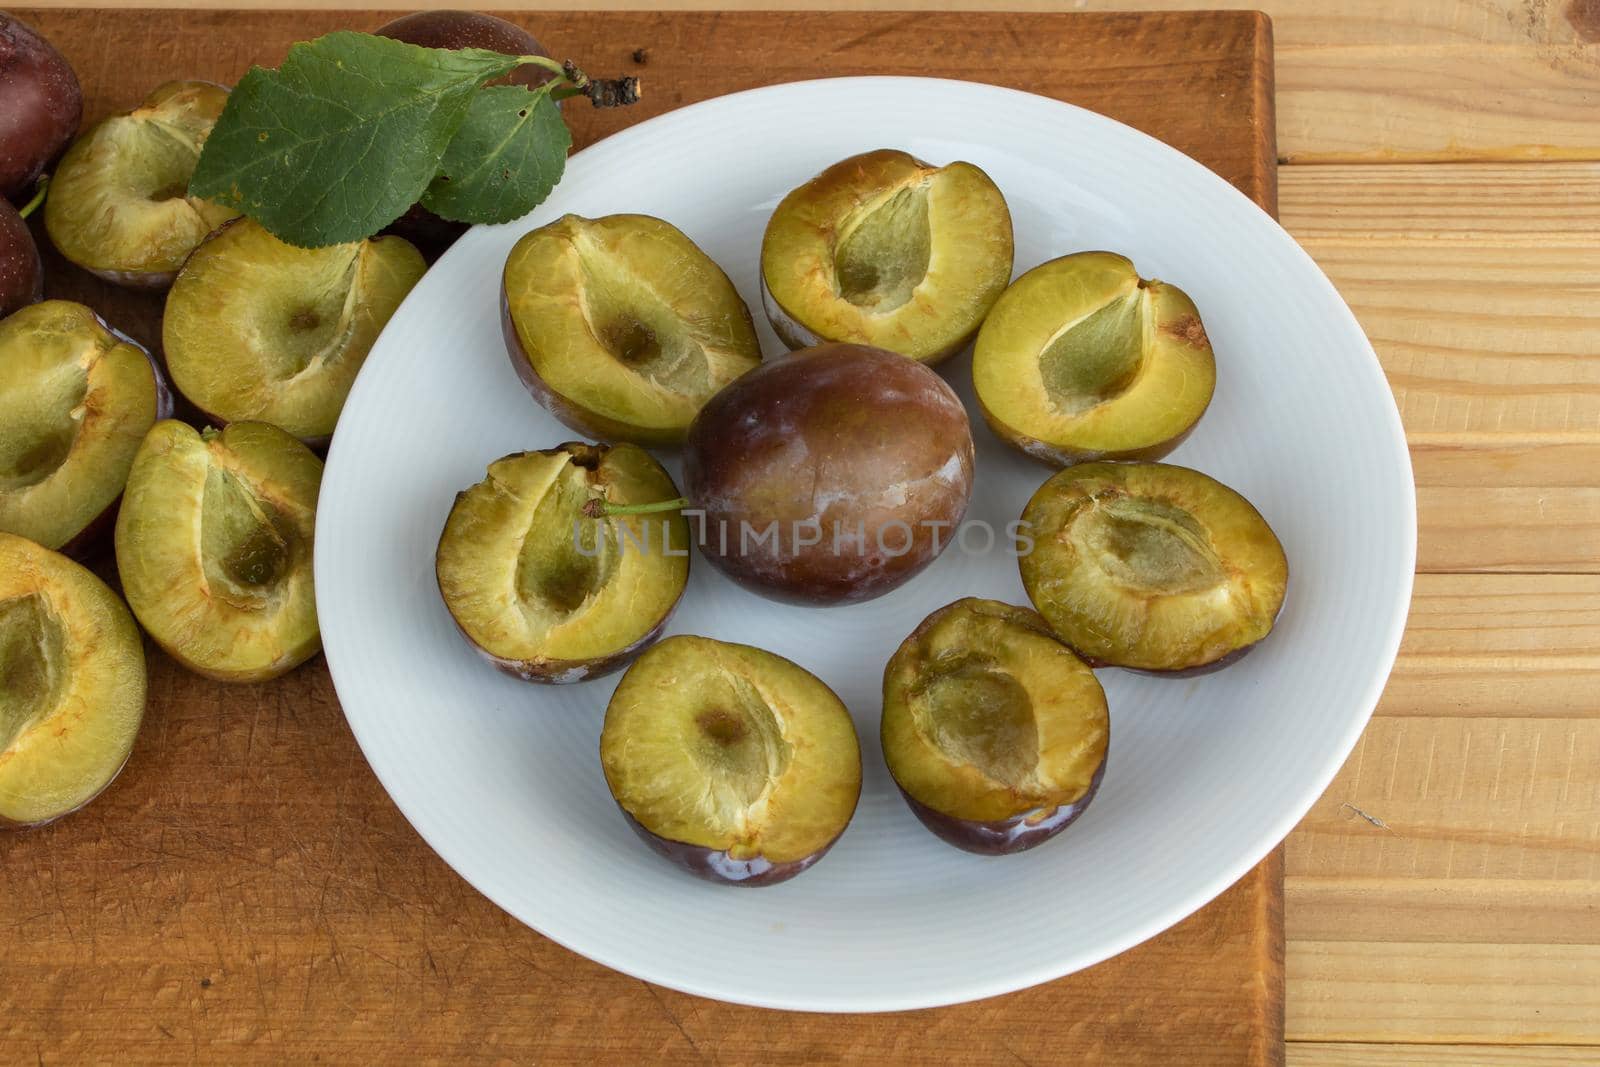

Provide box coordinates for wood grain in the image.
[1291,1043,1600,1065]
[2,9,1284,1065]
[1288,940,1600,1043]
[1373,574,1600,720]
[1277,163,1600,575]
[17,0,1600,163]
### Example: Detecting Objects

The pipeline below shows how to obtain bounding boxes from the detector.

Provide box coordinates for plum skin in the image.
[375,10,554,256]
[683,343,975,605]
[892,758,1106,856]
[977,389,1205,469]
[0,197,41,318]
[0,13,82,202]
[618,811,850,887]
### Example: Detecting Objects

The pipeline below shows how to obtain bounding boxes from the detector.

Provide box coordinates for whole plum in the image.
[375,10,555,256]
[0,13,82,202]
[684,343,975,605]
[0,196,41,317]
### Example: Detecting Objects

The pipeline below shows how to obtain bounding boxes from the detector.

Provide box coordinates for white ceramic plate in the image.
[317,77,1415,1012]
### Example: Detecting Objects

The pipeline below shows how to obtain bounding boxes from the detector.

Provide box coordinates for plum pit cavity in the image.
[199,465,291,601]
[1039,292,1145,414]
[0,359,87,492]
[914,654,1039,788]
[576,243,711,397]
[1078,494,1224,596]
[833,182,932,311]
[689,673,792,820]
[514,462,615,616]
[0,593,65,754]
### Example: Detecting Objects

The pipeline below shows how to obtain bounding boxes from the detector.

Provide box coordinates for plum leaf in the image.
[190,32,527,247]
[420,85,569,225]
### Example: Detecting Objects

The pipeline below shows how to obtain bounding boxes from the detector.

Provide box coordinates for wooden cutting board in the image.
[4,10,1282,1064]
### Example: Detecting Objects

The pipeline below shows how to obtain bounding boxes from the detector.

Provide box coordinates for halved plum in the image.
[882,598,1108,854]
[0,301,171,555]
[600,635,861,886]
[502,213,762,446]
[163,218,425,445]
[1019,462,1288,671]
[0,532,145,828]
[44,81,238,288]
[436,441,688,683]
[760,149,1013,364]
[973,252,1216,466]
[115,420,321,682]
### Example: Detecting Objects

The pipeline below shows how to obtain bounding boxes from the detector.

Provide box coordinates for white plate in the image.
[317,77,1415,1012]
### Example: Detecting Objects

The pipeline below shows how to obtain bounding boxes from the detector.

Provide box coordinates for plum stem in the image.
[583,496,688,519]
[516,54,642,108]
[17,176,48,220]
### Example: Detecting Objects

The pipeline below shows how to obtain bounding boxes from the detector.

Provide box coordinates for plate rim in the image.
[317,74,1417,1012]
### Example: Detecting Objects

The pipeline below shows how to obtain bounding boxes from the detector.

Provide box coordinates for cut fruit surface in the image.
[760,149,1012,364]
[973,252,1215,466]
[163,218,425,444]
[502,214,762,446]
[0,301,170,553]
[600,635,861,885]
[882,598,1108,852]
[0,532,146,828]
[1019,462,1288,671]
[114,420,321,682]
[44,81,238,288]
[436,441,689,683]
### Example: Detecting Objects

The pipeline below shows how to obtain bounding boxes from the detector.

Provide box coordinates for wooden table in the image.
[11,2,1600,1063]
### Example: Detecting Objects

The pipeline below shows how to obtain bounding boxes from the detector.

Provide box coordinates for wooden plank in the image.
[1277,163,1600,572]
[1419,488,1600,573]
[1286,716,1600,882]
[1375,575,1600,720]
[1290,1042,1600,1065]
[3,9,1285,1065]
[19,0,1599,162]
[1294,236,1600,439]
[1280,162,1600,239]
[1285,575,1600,1045]
[1287,941,1600,1043]
[1288,877,1600,943]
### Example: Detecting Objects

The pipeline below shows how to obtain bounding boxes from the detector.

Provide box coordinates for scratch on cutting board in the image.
[1339,801,1394,832]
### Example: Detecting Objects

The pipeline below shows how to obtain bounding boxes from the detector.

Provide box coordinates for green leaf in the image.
[190,32,525,247]
[420,85,570,225]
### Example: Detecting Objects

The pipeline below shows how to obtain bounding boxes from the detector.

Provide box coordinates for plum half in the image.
[375,10,555,257]
[115,420,322,682]
[44,81,238,288]
[600,635,862,886]
[760,149,1013,364]
[0,12,82,202]
[0,532,145,829]
[502,213,761,446]
[1019,462,1288,671]
[973,252,1216,466]
[683,343,974,605]
[882,598,1109,854]
[0,301,172,555]
[163,218,426,445]
[436,442,689,683]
